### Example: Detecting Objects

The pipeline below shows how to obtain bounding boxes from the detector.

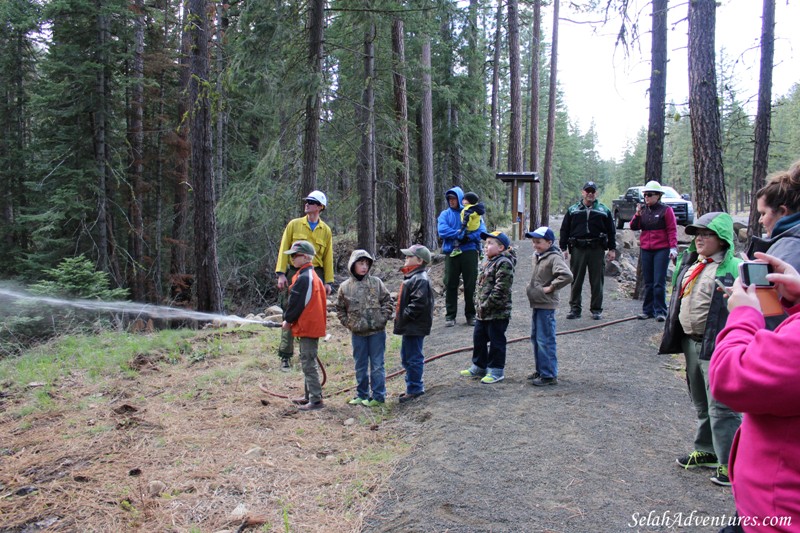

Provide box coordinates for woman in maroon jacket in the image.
[631,181,678,321]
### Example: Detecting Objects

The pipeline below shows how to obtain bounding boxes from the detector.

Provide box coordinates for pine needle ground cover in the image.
[0,325,413,532]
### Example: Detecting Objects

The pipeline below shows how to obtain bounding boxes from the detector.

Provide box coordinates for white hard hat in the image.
[642,180,664,194]
[304,190,327,207]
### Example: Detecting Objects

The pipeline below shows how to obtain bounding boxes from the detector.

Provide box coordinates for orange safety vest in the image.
[289,264,327,338]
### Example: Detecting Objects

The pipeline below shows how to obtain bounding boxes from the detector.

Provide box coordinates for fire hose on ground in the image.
[257,315,640,401]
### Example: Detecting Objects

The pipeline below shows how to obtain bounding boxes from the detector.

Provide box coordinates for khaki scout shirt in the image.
[678,250,726,337]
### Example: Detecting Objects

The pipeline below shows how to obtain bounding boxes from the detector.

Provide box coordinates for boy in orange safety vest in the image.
[281,240,328,411]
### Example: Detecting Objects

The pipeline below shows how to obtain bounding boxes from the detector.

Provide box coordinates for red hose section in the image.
[258,355,327,399]
[259,315,639,401]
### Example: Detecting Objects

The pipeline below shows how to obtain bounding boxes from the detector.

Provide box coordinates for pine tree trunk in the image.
[488,1,503,170]
[129,0,146,301]
[189,0,223,313]
[466,0,481,117]
[392,18,411,253]
[302,0,325,198]
[528,0,541,229]
[419,35,437,250]
[688,0,727,215]
[748,0,775,238]
[508,0,522,174]
[170,5,191,301]
[542,0,559,225]
[644,0,668,185]
[215,2,227,198]
[356,23,376,256]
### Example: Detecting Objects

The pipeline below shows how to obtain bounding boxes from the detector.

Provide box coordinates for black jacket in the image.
[393,265,434,337]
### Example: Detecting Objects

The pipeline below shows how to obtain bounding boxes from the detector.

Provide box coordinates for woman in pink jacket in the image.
[710,252,800,532]
[630,181,678,321]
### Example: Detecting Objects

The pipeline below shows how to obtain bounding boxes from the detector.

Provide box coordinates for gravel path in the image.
[362,238,735,533]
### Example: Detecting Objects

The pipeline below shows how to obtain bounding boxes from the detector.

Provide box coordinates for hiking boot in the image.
[398,391,425,403]
[638,313,654,320]
[297,400,324,411]
[445,319,456,327]
[710,465,731,486]
[531,377,558,387]
[655,314,667,322]
[526,372,540,381]
[291,397,309,406]
[449,248,462,257]
[592,312,602,320]
[566,311,581,319]
[280,358,291,372]
[348,397,367,405]
[459,367,485,378]
[362,399,385,407]
[480,374,504,384]
[465,317,476,326]
[676,450,719,469]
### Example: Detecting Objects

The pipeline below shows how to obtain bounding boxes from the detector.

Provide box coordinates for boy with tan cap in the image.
[281,240,328,411]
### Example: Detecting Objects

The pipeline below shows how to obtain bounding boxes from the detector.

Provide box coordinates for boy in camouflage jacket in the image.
[460,231,516,384]
[336,250,394,407]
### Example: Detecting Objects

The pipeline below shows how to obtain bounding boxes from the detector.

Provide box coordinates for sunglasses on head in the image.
[643,192,659,197]
[305,199,321,206]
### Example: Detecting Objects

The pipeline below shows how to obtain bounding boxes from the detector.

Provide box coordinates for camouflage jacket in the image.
[475,248,517,321]
[336,251,394,336]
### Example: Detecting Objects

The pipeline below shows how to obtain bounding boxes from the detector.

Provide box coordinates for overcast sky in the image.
[552,0,800,161]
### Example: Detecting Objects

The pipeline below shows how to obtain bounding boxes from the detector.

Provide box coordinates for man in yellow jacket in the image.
[274,190,334,370]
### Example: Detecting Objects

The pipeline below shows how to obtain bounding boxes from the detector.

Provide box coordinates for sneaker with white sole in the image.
[480,374,504,384]
[348,397,367,405]
[362,399,385,407]
[459,366,485,378]
[710,465,731,486]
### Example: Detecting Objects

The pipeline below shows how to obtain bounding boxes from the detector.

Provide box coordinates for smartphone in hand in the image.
[738,262,782,316]
[739,262,774,287]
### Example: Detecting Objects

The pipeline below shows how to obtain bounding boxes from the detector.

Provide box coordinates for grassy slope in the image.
[0,324,411,532]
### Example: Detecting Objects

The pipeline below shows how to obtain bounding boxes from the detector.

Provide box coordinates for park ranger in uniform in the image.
[559,181,616,320]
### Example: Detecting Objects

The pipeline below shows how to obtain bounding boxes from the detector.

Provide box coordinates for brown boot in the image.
[297,400,324,411]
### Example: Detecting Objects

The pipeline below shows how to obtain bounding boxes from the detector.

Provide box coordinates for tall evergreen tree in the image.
[688,0,726,215]
[188,0,223,312]
[0,0,40,275]
[528,0,541,229]
[356,20,376,256]
[748,0,775,238]
[542,0,559,225]
[392,17,411,251]
[644,0,667,184]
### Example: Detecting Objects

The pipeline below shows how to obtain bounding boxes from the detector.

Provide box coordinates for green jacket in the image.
[476,248,517,321]
[659,212,741,360]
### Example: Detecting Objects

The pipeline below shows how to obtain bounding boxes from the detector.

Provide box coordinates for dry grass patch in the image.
[0,325,414,532]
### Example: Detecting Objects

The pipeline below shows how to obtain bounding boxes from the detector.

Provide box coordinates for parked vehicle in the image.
[612,185,694,228]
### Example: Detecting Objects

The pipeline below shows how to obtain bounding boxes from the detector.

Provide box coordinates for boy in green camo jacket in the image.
[460,231,516,384]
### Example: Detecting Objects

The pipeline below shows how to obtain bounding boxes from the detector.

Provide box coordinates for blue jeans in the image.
[641,247,670,317]
[401,335,425,395]
[352,331,387,402]
[531,308,557,378]
[472,318,509,376]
